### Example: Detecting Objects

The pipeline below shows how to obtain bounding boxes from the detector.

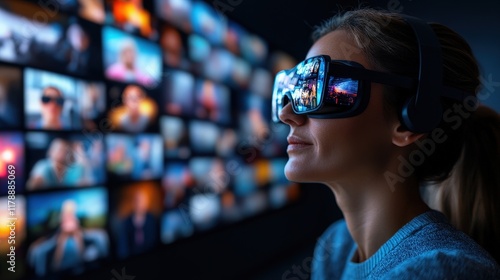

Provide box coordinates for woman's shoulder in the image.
[398,211,496,260]
[31,158,51,172]
[312,219,355,280]
[375,210,500,279]
[385,249,500,279]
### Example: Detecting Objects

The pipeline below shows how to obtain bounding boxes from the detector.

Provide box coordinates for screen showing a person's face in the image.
[41,88,64,121]
[123,87,144,112]
[122,46,137,68]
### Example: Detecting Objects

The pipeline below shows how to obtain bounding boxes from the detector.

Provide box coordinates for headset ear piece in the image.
[401,96,442,133]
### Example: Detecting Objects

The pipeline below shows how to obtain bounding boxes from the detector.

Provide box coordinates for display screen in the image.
[25,132,106,190]
[26,188,109,277]
[102,26,162,87]
[0,66,22,128]
[0,0,298,278]
[110,181,163,259]
[0,1,102,77]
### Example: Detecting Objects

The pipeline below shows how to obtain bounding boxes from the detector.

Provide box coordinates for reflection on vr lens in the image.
[325,77,359,108]
[273,57,323,117]
[290,78,318,112]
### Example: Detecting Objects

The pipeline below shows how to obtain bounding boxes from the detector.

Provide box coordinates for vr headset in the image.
[271,16,473,133]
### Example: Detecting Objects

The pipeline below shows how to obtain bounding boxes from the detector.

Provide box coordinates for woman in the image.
[273,9,500,279]
[36,86,69,130]
[105,39,153,86]
[52,200,85,271]
[27,138,86,190]
[117,85,151,133]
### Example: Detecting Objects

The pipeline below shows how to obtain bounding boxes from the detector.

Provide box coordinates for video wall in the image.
[0,0,299,279]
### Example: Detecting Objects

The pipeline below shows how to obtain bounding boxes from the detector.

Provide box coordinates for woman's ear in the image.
[391,121,426,147]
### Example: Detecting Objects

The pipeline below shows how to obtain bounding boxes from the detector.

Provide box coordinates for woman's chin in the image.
[284,161,314,183]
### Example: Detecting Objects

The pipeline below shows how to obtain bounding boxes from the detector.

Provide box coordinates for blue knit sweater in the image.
[311,210,500,279]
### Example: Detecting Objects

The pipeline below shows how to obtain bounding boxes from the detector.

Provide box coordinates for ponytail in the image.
[432,105,500,263]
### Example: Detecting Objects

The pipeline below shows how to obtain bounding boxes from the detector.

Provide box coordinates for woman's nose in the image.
[279,102,307,126]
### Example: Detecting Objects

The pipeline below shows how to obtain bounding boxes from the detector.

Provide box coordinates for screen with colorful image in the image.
[241,33,268,66]
[102,26,162,87]
[163,161,192,209]
[220,190,243,223]
[250,68,273,97]
[232,162,257,197]
[78,80,107,130]
[193,79,231,124]
[261,121,290,158]
[107,0,157,39]
[106,133,163,181]
[24,67,108,131]
[161,208,194,244]
[24,68,82,131]
[106,133,134,180]
[189,157,228,194]
[25,132,106,191]
[0,66,22,129]
[0,132,25,195]
[107,83,159,133]
[0,1,102,77]
[0,196,26,280]
[269,182,301,209]
[230,56,252,89]
[216,128,238,157]
[131,134,164,180]
[160,24,190,69]
[240,190,268,217]
[189,193,221,231]
[160,116,191,159]
[201,49,234,83]
[224,21,245,55]
[78,0,106,24]
[188,33,211,66]
[26,187,109,278]
[188,121,220,155]
[110,181,163,259]
[190,1,226,45]
[238,93,273,149]
[156,0,193,32]
[163,70,195,116]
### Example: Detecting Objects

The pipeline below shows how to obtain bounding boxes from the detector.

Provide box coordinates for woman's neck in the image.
[43,118,62,129]
[329,176,429,262]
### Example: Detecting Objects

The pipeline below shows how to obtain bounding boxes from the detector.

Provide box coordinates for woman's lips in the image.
[287,135,312,152]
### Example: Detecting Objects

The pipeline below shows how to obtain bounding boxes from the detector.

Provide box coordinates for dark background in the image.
[78,1,499,279]
[228,0,500,112]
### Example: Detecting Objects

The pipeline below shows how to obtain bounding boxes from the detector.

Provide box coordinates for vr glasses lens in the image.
[272,56,361,123]
[324,76,359,111]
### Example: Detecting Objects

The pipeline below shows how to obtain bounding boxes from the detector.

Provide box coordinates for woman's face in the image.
[122,46,136,68]
[49,140,71,164]
[123,87,143,112]
[280,30,395,186]
[41,87,63,121]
